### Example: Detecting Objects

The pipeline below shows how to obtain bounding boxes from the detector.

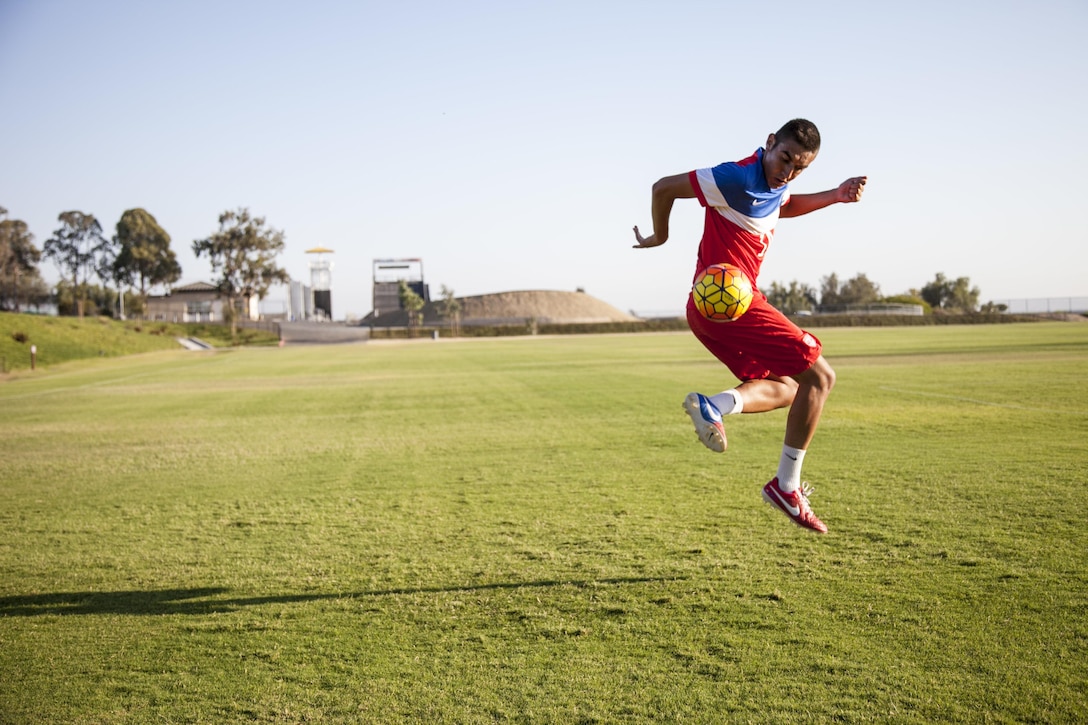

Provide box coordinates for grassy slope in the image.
[0,323,1086,723]
[0,312,279,373]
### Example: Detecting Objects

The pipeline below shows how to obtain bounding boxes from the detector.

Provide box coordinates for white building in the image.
[144,281,259,323]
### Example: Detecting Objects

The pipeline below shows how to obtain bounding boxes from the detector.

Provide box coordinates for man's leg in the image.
[762,355,835,533]
[713,355,836,436]
[687,375,798,453]
[730,376,797,413]
[689,373,799,453]
[706,356,834,443]
[785,356,836,450]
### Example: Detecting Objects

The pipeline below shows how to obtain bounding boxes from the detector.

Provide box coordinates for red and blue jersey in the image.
[688,148,790,290]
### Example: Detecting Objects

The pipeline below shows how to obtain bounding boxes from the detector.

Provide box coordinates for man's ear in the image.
[765,133,777,150]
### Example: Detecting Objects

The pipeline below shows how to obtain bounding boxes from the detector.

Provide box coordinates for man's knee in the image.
[775,376,800,407]
[795,357,835,392]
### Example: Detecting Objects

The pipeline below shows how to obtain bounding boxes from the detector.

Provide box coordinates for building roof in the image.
[171,281,220,294]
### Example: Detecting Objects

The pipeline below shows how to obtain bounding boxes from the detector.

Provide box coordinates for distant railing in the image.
[990,297,1088,314]
[814,303,924,316]
[635,298,1088,319]
[634,303,926,318]
[632,310,685,320]
[237,319,281,338]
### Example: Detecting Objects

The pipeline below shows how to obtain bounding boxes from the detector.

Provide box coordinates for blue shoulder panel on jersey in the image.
[709,149,787,220]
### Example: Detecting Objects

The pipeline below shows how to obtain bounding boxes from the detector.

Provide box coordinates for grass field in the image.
[1,323,1086,723]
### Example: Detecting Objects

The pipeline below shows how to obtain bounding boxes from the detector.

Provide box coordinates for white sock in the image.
[709,389,743,416]
[776,445,806,493]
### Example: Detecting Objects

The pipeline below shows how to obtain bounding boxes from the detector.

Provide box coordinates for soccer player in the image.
[632,119,866,533]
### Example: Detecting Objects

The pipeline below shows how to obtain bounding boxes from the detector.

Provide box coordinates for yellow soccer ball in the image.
[692,263,753,322]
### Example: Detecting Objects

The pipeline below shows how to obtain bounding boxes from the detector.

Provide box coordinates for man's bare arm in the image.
[633,173,697,248]
[780,176,867,218]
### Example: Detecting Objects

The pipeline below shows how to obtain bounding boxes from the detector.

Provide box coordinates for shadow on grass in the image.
[0,577,683,617]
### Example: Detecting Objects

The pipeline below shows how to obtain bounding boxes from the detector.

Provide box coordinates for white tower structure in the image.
[306,247,334,320]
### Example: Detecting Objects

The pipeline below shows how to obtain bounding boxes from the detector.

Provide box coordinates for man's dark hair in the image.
[776,118,821,152]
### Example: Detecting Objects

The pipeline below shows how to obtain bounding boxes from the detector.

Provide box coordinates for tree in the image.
[0,207,44,312]
[819,273,841,307]
[921,273,980,312]
[53,280,117,317]
[20,275,52,311]
[192,208,289,342]
[398,279,425,335]
[948,274,983,311]
[113,208,180,315]
[946,276,980,312]
[920,273,948,309]
[93,238,120,317]
[438,285,462,336]
[43,211,107,318]
[819,272,881,309]
[765,280,817,314]
[838,273,881,305]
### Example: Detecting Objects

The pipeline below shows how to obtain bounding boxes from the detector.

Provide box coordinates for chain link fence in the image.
[989,297,1088,314]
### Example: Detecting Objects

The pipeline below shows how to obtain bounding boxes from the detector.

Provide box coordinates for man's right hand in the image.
[632,225,663,248]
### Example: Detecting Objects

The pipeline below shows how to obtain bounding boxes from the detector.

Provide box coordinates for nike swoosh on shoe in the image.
[766,486,801,516]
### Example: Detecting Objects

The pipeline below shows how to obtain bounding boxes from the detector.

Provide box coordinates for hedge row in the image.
[366,312,1068,339]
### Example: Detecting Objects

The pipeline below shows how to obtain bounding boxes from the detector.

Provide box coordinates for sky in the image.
[2,0,1086,319]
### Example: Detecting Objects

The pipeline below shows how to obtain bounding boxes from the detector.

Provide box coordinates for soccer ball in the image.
[692,263,753,322]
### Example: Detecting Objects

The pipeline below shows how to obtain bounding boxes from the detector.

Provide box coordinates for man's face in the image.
[762,133,818,189]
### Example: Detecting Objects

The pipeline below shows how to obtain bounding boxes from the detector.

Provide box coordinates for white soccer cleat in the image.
[683,392,727,453]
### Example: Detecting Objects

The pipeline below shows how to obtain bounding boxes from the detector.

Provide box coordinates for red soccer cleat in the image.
[761,478,828,533]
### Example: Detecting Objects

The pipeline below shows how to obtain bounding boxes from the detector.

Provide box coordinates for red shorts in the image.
[686,292,822,381]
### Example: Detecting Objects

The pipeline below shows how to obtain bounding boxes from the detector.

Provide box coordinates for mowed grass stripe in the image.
[1,323,1086,723]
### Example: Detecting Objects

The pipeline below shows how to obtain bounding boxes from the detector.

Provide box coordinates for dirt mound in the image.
[456,290,637,325]
[365,290,637,327]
